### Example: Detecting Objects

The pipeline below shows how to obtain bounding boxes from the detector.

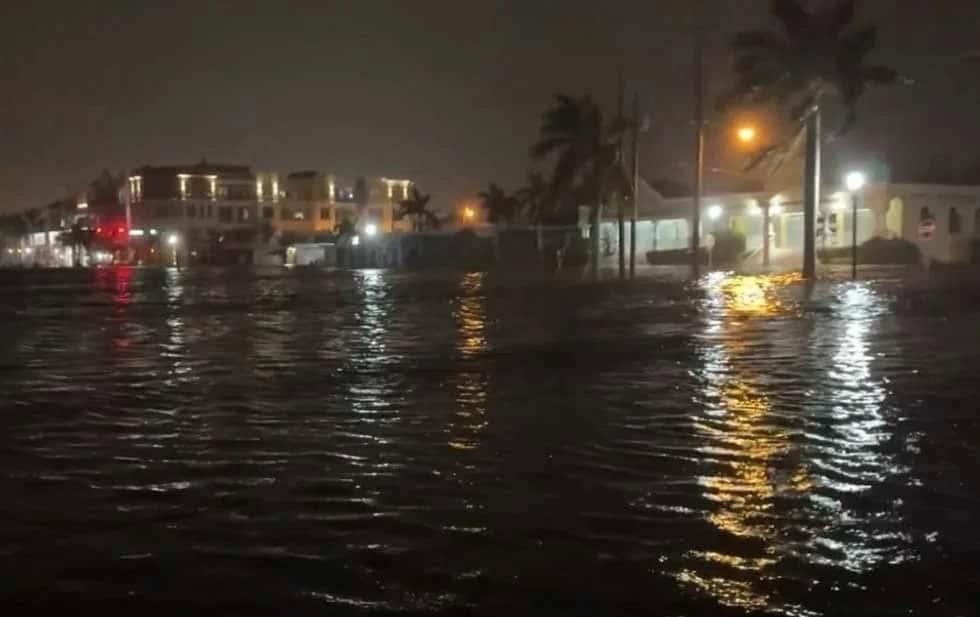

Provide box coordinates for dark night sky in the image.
[1,1,979,213]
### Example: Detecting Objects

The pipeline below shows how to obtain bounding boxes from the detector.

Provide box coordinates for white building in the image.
[599,176,980,265]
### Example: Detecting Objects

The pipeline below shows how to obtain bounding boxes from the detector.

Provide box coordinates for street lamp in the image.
[364,223,378,237]
[462,206,476,223]
[736,125,756,144]
[844,171,867,280]
[167,233,179,267]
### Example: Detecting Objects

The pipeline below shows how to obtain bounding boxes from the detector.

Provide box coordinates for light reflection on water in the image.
[448,272,489,451]
[684,274,810,612]
[0,267,975,615]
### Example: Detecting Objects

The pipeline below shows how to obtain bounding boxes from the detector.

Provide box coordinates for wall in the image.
[892,184,980,263]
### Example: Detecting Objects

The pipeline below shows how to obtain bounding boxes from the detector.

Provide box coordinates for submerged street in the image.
[0,267,977,615]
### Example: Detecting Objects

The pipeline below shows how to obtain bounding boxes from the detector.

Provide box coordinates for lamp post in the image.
[167,233,179,268]
[844,171,866,280]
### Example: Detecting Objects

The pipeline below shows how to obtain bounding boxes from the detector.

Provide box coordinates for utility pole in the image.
[616,72,626,280]
[630,93,640,278]
[692,27,705,278]
[802,108,821,279]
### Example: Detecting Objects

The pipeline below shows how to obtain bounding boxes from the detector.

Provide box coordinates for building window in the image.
[218,206,232,223]
[320,207,331,221]
[262,206,274,220]
[238,207,250,222]
[950,207,962,234]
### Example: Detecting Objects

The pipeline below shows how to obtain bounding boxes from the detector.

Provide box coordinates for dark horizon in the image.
[2,0,979,213]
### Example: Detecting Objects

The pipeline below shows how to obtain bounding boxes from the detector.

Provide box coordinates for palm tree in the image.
[477,183,519,225]
[515,172,551,224]
[396,187,440,232]
[515,172,553,255]
[722,0,896,278]
[531,94,629,276]
[335,214,357,239]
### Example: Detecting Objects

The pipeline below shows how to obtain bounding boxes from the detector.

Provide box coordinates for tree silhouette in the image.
[722,0,896,277]
[477,183,519,225]
[396,187,440,232]
[531,94,630,275]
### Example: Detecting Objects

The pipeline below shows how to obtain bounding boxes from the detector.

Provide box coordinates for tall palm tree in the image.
[723,0,896,278]
[531,94,629,276]
[515,172,551,224]
[515,171,554,256]
[477,183,519,225]
[396,187,440,232]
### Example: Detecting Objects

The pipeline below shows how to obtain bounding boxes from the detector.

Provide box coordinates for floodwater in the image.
[0,266,978,615]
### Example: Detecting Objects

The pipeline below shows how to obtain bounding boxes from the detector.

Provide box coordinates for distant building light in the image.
[351,235,360,247]
[748,202,762,216]
[364,223,378,237]
[707,204,723,220]
[77,201,88,210]
[6,248,13,254]
[167,234,179,246]
[129,229,145,237]
[149,228,158,236]
[770,203,784,215]
[24,247,32,255]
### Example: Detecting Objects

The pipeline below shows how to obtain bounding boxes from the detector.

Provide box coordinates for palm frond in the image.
[770,0,810,38]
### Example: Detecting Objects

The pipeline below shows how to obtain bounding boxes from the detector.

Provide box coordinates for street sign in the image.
[918,218,936,239]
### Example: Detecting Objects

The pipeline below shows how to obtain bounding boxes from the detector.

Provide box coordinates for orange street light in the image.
[736,125,756,144]
[462,206,476,222]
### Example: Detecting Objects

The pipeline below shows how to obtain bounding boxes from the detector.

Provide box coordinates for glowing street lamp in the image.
[167,233,179,267]
[736,125,756,144]
[844,171,867,192]
[364,223,378,237]
[844,171,867,279]
[462,206,476,223]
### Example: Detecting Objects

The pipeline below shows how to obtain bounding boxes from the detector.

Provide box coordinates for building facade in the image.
[600,177,980,266]
[123,162,413,264]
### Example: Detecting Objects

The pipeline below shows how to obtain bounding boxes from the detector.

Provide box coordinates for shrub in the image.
[818,237,920,265]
